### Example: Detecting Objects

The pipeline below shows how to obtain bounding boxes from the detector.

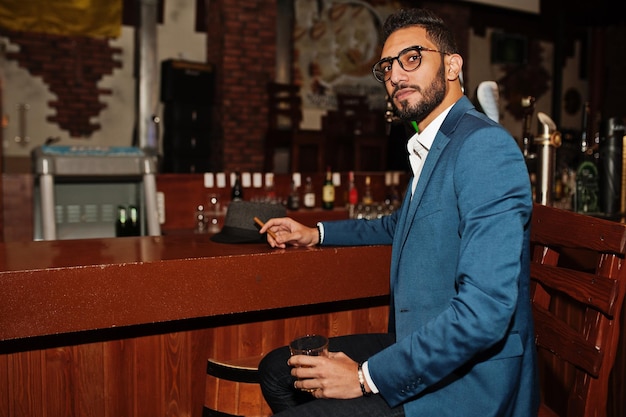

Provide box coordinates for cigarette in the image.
[254,216,277,240]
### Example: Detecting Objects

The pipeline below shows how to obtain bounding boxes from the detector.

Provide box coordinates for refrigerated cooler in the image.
[32,145,161,240]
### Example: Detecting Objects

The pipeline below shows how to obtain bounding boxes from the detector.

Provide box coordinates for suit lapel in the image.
[397,135,449,247]
[390,97,474,285]
[399,96,473,239]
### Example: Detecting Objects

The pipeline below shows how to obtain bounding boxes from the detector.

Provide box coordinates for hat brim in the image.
[210,225,265,244]
[210,200,286,244]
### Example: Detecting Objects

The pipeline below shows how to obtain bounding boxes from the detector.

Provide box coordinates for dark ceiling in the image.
[540,0,626,27]
[453,0,626,63]
[468,0,625,33]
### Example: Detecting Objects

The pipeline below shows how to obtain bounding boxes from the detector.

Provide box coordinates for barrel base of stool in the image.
[204,355,272,417]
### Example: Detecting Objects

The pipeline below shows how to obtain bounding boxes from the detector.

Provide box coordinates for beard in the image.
[390,60,447,124]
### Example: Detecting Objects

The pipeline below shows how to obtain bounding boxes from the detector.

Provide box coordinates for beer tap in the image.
[520,96,536,158]
[535,112,562,206]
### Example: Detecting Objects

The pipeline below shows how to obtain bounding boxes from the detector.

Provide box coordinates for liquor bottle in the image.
[116,206,128,237]
[264,172,277,203]
[574,102,600,214]
[128,205,140,236]
[348,171,358,206]
[598,117,624,216]
[287,180,300,211]
[231,171,243,201]
[322,167,335,210]
[303,176,316,209]
[362,175,373,205]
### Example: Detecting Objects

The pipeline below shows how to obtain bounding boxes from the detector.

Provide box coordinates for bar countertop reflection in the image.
[0,234,392,342]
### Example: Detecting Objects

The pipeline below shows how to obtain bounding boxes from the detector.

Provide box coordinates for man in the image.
[258,8,538,417]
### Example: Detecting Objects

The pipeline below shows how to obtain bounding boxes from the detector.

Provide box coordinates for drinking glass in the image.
[289,334,329,392]
[289,334,328,356]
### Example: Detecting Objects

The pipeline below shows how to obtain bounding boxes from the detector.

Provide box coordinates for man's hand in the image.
[289,352,368,399]
[259,217,319,248]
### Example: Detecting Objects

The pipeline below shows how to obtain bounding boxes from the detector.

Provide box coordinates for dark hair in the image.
[382,8,459,55]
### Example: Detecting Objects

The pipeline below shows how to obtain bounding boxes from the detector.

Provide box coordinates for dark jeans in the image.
[258,333,405,417]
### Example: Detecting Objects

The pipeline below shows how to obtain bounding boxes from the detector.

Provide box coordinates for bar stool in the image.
[203,355,271,417]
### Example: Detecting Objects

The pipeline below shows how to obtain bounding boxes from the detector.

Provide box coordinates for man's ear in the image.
[447,54,463,81]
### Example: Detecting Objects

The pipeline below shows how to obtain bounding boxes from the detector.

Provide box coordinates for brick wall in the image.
[206,0,277,172]
[0,0,277,172]
[0,29,121,138]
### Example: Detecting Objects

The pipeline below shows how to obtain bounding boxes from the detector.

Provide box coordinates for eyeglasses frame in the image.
[372,45,449,83]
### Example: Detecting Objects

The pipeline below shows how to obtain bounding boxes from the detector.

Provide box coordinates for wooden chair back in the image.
[264,82,303,172]
[530,204,626,417]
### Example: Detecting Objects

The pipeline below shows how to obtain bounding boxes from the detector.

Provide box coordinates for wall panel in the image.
[0,303,389,417]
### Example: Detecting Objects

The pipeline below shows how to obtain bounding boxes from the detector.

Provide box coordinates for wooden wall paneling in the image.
[0,305,391,417]
[261,315,287,355]
[305,312,328,338]
[344,307,360,335]
[163,331,192,417]
[74,343,105,417]
[349,307,370,334]
[368,305,389,334]
[213,324,238,361]
[134,335,162,417]
[44,347,73,417]
[0,354,8,417]
[104,339,136,417]
[284,315,308,343]
[238,321,264,358]
[9,350,43,417]
[191,328,215,417]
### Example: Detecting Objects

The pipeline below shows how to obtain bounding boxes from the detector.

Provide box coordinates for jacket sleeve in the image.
[321,200,403,246]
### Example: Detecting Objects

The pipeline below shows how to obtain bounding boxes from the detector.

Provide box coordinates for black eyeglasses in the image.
[372,45,448,83]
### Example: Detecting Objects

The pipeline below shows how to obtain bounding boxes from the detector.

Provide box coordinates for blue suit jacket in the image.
[323,96,538,417]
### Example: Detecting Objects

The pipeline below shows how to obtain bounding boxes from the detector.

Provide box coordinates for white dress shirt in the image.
[407,105,453,196]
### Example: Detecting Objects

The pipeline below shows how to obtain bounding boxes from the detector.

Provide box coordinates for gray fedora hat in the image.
[210,200,286,243]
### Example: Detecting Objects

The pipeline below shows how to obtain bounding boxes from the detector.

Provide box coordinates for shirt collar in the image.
[406,104,454,158]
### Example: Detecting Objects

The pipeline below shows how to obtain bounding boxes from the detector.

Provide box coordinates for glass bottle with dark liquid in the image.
[575,102,600,213]
[303,176,315,209]
[231,171,243,201]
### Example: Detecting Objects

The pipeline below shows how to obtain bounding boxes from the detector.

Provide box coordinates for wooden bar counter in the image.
[0,234,391,417]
